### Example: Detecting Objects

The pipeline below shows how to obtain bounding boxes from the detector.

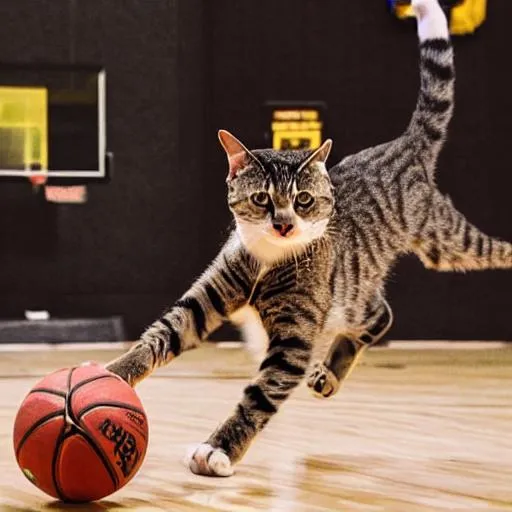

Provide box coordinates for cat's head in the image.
[219,130,334,264]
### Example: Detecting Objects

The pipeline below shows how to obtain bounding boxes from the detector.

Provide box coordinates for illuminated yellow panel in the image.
[271,108,323,150]
[273,131,322,151]
[272,121,323,132]
[0,86,48,170]
[273,110,319,121]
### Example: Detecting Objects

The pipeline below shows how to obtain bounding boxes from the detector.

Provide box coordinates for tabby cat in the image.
[106,0,512,476]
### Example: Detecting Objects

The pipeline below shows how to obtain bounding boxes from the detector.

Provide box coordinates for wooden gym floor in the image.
[0,341,511,511]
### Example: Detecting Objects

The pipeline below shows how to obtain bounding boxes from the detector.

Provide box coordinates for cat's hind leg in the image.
[307,298,393,398]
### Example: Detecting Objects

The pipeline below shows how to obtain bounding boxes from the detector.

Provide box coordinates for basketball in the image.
[12,363,148,502]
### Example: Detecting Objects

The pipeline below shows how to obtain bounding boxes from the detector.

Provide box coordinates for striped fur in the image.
[106,0,512,476]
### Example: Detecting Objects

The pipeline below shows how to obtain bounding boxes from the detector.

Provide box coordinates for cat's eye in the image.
[295,191,315,208]
[251,192,270,207]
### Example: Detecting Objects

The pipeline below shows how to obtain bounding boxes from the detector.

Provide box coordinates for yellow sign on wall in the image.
[0,86,48,170]
[271,108,323,151]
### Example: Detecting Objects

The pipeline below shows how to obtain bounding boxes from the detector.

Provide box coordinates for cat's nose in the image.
[273,223,294,237]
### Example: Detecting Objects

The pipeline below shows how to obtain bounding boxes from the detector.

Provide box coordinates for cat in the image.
[106,0,512,477]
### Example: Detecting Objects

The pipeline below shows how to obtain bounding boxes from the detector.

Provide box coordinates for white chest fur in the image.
[230,300,347,364]
[323,301,347,336]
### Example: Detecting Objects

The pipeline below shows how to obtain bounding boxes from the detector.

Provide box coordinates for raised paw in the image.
[307,362,340,399]
[184,443,234,477]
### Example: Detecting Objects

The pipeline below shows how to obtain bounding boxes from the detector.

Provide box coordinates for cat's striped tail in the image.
[407,0,455,172]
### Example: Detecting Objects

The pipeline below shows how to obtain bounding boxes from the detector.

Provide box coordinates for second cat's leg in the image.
[307,298,393,398]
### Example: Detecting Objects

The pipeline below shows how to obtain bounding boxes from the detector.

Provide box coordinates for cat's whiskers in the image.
[291,247,300,277]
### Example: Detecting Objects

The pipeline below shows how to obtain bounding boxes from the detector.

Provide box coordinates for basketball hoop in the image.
[28,172,48,192]
[0,67,110,203]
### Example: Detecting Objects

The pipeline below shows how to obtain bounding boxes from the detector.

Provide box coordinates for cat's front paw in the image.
[307,362,340,398]
[185,443,234,477]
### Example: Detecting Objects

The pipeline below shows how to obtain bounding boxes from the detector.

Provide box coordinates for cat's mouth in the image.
[235,218,328,263]
[266,231,304,246]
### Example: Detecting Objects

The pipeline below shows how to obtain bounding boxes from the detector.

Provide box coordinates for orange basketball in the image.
[12,362,149,502]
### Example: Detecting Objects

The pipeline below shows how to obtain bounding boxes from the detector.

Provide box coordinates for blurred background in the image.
[0,0,510,344]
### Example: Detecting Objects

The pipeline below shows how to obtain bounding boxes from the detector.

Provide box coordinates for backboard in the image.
[0,63,109,184]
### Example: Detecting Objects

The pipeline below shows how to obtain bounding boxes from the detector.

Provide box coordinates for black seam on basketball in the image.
[15,409,65,458]
[66,373,119,426]
[52,366,77,502]
[78,420,120,488]
[28,388,67,398]
[65,372,119,485]
[64,365,119,494]
[69,374,118,396]
[65,367,79,425]
[52,427,114,503]
[76,401,145,420]
[51,421,71,502]
[77,401,147,441]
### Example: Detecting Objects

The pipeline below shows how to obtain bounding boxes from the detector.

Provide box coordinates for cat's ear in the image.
[302,139,333,168]
[218,130,256,180]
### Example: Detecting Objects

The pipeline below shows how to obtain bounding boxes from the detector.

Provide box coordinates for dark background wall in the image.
[0,0,207,339]
[0,0,510,341]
